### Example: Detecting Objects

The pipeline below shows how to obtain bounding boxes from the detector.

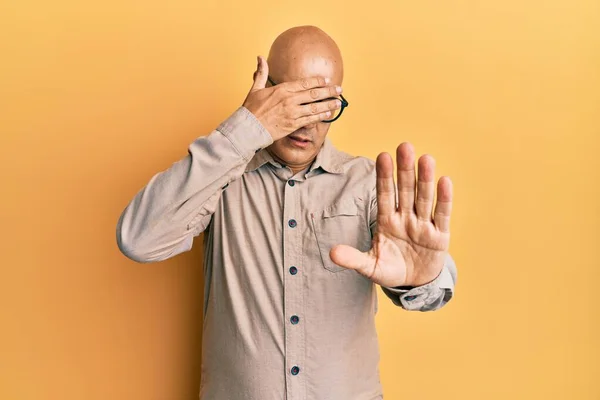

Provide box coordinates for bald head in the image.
[267,26,344,86]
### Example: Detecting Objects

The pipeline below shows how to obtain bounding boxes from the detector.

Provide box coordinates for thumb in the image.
[330,245,374,273]
[251,55,269,91]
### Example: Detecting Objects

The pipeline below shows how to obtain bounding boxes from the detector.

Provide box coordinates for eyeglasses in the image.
[267,76,349,123]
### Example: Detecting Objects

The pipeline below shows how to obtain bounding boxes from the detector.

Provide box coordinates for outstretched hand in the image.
[330,143,453,288]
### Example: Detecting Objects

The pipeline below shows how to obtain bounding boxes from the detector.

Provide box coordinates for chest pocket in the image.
[309,199,371,273]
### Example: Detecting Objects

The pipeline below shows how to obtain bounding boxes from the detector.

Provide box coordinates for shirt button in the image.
[289,266,298,275]
[290,315,300,325]
[288,219,297,228]
[288,180,295,187]
[291,366,300,375]
[405,295,418,301]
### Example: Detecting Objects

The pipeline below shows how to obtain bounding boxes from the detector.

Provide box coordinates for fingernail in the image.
[325,111,332,117]
[336,100,342,108]
[336,86,342,94]
[325,77,331,84]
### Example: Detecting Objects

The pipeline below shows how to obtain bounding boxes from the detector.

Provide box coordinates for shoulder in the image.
[335,149,376,179]
[331,149,377,207]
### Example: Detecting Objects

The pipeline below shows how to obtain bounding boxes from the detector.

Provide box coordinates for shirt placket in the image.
[283,176,306,400]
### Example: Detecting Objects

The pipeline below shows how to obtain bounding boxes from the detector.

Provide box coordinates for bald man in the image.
[117,26,457,400]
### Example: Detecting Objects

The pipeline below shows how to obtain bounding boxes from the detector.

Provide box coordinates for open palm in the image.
[330,142,453,288]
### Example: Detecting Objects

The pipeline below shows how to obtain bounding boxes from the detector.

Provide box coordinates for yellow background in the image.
[1,0,598,399]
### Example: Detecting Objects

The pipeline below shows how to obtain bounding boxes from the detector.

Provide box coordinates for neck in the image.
[266,149,316,175]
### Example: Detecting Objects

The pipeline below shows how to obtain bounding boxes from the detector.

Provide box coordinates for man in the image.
[117,26,457,400]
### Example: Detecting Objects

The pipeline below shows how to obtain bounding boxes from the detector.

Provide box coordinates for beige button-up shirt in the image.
[117,107,457,400]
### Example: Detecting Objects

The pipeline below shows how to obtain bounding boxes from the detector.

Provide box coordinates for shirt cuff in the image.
[381,256,455,311]
[216,106,274,161]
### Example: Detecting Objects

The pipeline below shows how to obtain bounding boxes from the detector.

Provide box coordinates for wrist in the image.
[219,107,274,158]
[404,271,440,288]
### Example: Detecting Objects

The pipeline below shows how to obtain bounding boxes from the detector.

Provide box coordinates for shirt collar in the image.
[309,137,345,174]
[245,137,346,175]
[245,148,275,173]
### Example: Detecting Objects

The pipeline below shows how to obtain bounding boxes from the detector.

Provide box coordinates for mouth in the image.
[287,135,312,148]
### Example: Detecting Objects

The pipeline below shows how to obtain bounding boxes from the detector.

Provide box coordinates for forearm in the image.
[116,106,272,263]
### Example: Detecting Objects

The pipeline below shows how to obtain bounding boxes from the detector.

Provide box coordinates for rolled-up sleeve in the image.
[381,253,457,312]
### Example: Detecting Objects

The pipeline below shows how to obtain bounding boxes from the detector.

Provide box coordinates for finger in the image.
[294,111,333,127]
[396,142,416,214]
[330,245,374,274]
[293,98,341,118]
[286,76,331,92]
[416,154,436,221]
[251,55,268,91]
[376,152,397,217]
[293,85,342,104]
[433,176,453,233]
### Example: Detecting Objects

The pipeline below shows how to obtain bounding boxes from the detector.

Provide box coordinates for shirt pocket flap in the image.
[322,200,358,218]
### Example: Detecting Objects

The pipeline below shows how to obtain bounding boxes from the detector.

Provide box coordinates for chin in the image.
[270,139,317,166]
